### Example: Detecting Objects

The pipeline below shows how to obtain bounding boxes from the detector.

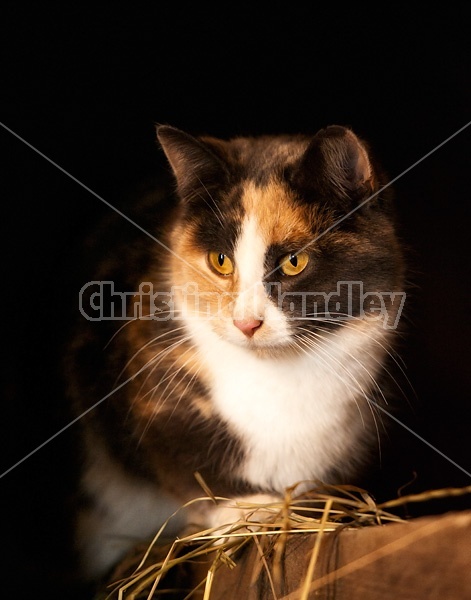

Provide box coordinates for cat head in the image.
[157,125,404,355]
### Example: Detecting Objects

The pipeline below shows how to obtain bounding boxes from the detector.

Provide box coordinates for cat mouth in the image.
[230,322,297,356]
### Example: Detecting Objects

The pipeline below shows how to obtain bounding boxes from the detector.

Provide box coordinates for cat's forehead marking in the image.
[234,213,266,292]
[240,180,314,246]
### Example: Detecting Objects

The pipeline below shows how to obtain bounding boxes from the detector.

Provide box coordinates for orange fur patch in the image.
[241,180,330,247]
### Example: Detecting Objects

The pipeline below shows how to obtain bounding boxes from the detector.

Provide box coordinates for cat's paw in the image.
[204,493,283,545]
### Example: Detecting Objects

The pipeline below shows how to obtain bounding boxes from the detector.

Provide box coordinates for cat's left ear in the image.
[156,125,229,199]
[292,125,377,203]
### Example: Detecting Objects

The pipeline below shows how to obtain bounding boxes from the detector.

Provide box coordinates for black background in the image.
[1,5,470,599]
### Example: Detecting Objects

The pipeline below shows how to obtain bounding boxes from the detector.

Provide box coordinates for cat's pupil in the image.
[289,254,298,267]
[218,253,225,266]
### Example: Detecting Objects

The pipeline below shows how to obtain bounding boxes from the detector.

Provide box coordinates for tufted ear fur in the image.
[156,125,229,200]
[291,125,376,203]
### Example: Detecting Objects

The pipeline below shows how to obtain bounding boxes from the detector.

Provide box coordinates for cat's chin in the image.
[229,335,298,359]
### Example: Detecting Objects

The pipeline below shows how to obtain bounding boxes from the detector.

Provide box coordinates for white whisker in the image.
[299,315,414,402]
[114,325,188,385]
[294,328,385,455]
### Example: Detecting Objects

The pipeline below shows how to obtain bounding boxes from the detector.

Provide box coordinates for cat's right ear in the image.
[156,125,229,199]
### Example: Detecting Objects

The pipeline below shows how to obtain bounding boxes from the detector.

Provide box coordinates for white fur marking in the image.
[232,215,267,321]
[222,213,290,344]
[187,319,386,491]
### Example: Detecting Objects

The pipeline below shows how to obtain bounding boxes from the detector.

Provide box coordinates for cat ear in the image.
[294,125,376,201]
[156,125,228,198]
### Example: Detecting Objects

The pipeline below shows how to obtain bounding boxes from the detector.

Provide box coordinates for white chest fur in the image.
[192,321,385,492]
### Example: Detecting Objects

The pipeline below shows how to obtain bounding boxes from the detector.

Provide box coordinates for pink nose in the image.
[233,318,263,338]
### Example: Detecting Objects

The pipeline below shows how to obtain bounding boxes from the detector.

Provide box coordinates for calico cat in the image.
[67,124,406,582]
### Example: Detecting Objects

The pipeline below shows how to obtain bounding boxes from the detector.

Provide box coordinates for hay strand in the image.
[101,481,471,599]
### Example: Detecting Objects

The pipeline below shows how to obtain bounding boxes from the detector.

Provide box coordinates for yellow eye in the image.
[278,251,309,276]
[208,251,234,276]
